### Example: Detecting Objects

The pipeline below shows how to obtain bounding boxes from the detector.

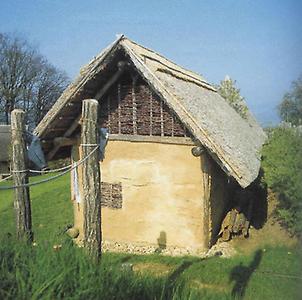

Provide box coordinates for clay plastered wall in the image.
[74,140,206,250]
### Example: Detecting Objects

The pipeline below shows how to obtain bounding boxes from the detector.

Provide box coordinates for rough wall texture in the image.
[99,73,191,137]
[101,182,123,209]
[68,72,231,254]
[72,140,210,252]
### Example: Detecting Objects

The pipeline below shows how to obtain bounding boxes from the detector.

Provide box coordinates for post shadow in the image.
[229,249,263,298]
[155,231,167,253]
[163,260,194,299]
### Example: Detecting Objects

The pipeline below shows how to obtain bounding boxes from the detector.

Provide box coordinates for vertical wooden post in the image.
[81,99,101,259]
[200,152,212,249]
[11,109,33,242]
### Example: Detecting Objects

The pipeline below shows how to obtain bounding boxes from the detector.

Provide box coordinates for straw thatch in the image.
[34,35,266,188]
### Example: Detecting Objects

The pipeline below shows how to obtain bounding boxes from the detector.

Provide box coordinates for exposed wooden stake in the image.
[107,95,111,132]
[81,99,101,259]
[171,115,174,137]
[132,76,137,135]
[149,90,153,136]
[118,83,121,134]
[160,99,164,136]
[11,109,33,242]
[200,152,212,249]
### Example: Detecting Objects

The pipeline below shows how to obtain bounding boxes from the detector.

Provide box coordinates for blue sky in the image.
[1,0,301,125]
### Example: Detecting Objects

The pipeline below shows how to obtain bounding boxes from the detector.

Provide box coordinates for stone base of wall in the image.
[102,240,208,256]
[76,238,207,257]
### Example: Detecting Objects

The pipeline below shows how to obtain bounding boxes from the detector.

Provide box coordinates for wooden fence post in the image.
[81,99,101,259]
[11,109,33,242]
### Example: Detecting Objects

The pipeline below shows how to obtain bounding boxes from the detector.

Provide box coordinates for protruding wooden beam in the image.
[65,116,81,137]
[94,61,129,101]
[53,137,78,147]
[191,146,205,157]
[47,63,129,160]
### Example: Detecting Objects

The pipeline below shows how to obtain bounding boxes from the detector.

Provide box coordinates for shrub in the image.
[261,127,302,235]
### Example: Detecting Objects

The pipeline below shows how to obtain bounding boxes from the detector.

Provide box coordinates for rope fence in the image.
[0,145,99,190]
[0,174,13,183]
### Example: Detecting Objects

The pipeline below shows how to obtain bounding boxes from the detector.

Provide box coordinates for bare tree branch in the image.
[0,33,69,126]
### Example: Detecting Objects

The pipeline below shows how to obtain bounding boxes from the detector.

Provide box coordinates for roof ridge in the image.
[34,34,265,188]
[156,68,216,92]
[122,41,241,181]
[123,37,211,84]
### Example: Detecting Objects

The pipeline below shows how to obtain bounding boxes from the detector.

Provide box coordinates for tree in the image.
[29,60,68,126]
[0,33,69,127]
[278,75,302,126]
[217,75,248,119]
[261,127,302,235]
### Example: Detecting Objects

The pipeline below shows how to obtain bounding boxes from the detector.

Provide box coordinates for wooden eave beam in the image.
[94,66,126,100]
[47,64,127,161]
[53,137,78,147]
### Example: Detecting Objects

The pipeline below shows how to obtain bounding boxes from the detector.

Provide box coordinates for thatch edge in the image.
[34,35,264,188]
[34,35,124,137]
[121,39,250,186]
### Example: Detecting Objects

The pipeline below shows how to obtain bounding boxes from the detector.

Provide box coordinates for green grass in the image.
[0,173,73,241]
[1,174,302,299]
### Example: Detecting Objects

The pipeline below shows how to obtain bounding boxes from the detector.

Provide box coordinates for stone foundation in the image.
[77,238,207,257]
[75,238,236,258]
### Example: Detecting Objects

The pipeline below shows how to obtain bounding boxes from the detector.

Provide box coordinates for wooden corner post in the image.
[200,152,212,249]
[11,109,33,242]
[81,99,102,259]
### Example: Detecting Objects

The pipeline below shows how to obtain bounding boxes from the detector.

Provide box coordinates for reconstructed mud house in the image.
[35,35,265,255]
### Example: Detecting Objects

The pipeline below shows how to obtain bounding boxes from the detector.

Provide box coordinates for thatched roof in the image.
[34,35,266,188]
[0,125,11,162]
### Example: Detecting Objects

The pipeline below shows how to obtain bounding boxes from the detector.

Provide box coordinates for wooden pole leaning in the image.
[11,109,33,242]
[81,99,102,259]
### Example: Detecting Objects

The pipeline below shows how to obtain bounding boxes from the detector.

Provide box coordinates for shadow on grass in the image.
[230,249,263,298]
[162,260,195,298]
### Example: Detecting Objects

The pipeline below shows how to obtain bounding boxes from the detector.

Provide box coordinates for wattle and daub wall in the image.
[72,72,230,255]
[98,74,191,137]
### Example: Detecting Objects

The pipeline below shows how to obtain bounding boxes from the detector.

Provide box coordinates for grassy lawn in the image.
[0,173,73,242]
[0,174,301,299]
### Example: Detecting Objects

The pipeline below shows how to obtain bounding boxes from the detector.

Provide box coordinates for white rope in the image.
[0,146,99,190]
[3,143,101,177]
[29,164,72,174]
[0,174,13,183]
[28,144,100,173]
[8,162,73,175]
[10,162,76,175]
[11,169,28,173]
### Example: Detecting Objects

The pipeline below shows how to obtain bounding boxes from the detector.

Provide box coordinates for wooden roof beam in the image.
[47,62,128,161]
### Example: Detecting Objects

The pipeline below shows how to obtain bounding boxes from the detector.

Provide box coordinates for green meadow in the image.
[0,174,301,299]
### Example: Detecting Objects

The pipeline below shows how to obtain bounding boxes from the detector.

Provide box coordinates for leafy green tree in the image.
[278,76,302,125]
[217,75,248,119]
[262,127,302,235]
